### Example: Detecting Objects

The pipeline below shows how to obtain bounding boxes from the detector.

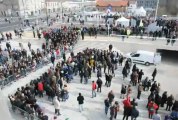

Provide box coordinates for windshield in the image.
[130,52,136,56]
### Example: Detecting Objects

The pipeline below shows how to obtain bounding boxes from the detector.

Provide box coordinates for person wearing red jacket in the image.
[148,101,158,119]
[92,81,97,98]
[123,97,132,120]
[38,82,44,98]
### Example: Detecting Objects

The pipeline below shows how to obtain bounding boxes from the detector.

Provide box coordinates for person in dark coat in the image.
[138,69,144,83]
[161,91,168,107]
[110,104,115,120]
[166,94,174,111]
[108,90,115,105]
[150,81,157,93]
[108,74,113,87]
[155,93,162,113]
[152,68,157,81]
[132,64,137,72]
[131,106,139,120]
[77,93,84,112]
[104,98,110,115]
[172,101,178,111]
[51,52,55,67]
[96,77,103,92]
[122,66,128,80]
[81,29,84,40]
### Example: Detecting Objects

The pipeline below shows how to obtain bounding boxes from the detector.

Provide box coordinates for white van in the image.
[126,50,161,66]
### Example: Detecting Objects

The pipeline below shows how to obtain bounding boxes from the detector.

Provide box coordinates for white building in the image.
[0,0,46,17]
[46,0,60,13]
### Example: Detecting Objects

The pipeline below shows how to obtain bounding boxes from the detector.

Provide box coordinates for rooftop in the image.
[96,0,129,7]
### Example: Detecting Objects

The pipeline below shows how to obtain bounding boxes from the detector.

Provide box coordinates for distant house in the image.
[96,0,129,12]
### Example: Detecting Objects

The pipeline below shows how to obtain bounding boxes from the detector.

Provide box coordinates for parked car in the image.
[126,50,161,66]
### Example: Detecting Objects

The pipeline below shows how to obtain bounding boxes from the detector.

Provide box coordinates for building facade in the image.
[0,0,46,17]
[96,0,129,12]
[137,0,158,9]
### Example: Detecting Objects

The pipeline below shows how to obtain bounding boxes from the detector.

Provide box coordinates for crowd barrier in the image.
[10,105,41,120]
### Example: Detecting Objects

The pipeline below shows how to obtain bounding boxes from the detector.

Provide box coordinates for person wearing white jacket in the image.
[53,96,61,115]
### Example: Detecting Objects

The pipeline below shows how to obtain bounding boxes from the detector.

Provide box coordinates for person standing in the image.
[114,101,120,119]
[81,28,84,40]
[28,42,31,51]
[51,52,55,67]
[92,81,97,98]
[104,98,110,115]
[152,113,161,120]
[120,84,127,99]
[148,101,158,119]
[108,90,115,105]
[53,96,61,116]
[152,68,157,81]
[77,93,84,112]
[166,94,174,111]
[161,91,168,107]
[110,104,115,120]
[96,77,103,92]
[137,83,143,99]
[38,81,44,98]
[131,106,139,120]
[138,69,144,83]
[122,66,128,80]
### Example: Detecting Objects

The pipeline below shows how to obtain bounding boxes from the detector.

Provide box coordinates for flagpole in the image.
[155,0,159,21]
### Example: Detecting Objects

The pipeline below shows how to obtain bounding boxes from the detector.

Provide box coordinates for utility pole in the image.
[155,0,159,21]
[22,0,26,18]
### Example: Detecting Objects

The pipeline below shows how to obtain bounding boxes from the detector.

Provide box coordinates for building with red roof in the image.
[96,0,129,12]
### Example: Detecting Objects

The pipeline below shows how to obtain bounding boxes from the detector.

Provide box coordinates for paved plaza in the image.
[1,33,178,120]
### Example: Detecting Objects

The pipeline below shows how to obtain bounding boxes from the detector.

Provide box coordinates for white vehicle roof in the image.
[137,50,155,56]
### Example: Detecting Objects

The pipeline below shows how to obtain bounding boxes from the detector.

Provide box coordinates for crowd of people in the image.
[1,18,177,120]
[7,39,178,120]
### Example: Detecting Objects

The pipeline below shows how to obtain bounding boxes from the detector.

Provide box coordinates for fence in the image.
[0,59,50,90]
[10,105,41,120]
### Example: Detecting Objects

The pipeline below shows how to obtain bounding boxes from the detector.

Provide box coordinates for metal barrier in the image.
[10,105,41,120]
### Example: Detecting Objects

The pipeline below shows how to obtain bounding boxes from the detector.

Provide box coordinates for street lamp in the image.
[155,0,159,21]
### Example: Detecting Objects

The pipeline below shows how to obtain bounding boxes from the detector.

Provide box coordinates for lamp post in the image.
[155,0,159,21]
[60,2,63,23]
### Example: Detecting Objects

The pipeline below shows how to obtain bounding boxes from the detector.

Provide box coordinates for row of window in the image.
[47,2,59,7]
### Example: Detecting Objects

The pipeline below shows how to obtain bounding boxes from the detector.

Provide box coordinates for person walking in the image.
[53,96,61,116]
[104,98,110,115]
[96,77,103,92]
[77,93,84,112]
[92,81,97,98]
[152,68,157,81]
[137,83,143,99]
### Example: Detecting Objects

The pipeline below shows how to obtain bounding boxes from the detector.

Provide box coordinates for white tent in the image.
[115,17,130,27]
[134,7,147,17]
